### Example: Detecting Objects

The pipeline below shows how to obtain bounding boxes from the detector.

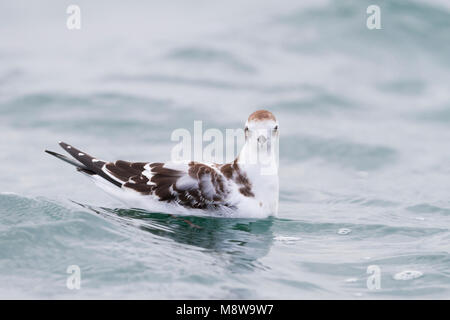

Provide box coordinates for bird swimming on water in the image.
[46,110,279,218]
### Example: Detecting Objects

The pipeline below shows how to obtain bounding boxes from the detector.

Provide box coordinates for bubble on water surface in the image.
[337,228,351,235]
[393,270,423,280]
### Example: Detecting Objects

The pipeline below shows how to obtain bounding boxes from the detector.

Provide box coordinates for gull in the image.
[45,110,279,218]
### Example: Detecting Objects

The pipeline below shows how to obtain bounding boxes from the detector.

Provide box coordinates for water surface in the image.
[0,0,450,299]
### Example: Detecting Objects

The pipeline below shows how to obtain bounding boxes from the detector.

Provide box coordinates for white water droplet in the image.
[338,228,352,235]
[393,270,423,280]
[345,278,358,283]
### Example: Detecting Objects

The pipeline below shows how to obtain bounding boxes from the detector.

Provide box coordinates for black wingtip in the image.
[45,149,59,156]
[52,141,122,188]
[45,148,91,172]
[45,149,64,158]
[58,141,71,150]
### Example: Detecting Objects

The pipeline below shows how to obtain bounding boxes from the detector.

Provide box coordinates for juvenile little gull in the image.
[45,110,279,218]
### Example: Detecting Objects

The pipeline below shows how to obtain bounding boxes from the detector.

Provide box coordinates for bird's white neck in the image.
[236,140,279,215]
[237,138,279,173]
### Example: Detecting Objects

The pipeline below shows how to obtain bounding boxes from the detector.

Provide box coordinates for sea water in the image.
[0,0,449,299]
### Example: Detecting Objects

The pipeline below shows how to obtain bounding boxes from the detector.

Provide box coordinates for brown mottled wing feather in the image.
[104,161,234,209]
[104,160,154,195]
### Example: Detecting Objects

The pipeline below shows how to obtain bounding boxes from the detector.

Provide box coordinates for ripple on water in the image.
[281,135,397,171]
[406,203,450,216]
[166,46,257,73]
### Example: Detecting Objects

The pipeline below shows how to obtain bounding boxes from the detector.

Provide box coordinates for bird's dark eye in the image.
[245,126,249,132]
[274,125,278,130]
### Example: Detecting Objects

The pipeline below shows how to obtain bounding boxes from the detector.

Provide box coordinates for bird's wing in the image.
[51,142,254,210]
[103,161,234,209]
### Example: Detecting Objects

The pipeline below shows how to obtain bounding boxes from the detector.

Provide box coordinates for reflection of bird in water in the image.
[45,110,279,218]
[76,202,274,272]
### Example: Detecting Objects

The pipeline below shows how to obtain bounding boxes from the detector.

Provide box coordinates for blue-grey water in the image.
[1,0,450,299]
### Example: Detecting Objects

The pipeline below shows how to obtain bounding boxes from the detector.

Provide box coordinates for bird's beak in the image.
[257,135,267,145]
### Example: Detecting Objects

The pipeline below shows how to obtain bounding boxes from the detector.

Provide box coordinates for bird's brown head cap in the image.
[248,110,276,122]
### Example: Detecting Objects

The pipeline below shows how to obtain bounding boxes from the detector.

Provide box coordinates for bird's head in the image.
[245,109,279,145]
[240,110,279,172]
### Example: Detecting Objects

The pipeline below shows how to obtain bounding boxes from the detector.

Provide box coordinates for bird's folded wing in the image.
[103,161,233,209]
